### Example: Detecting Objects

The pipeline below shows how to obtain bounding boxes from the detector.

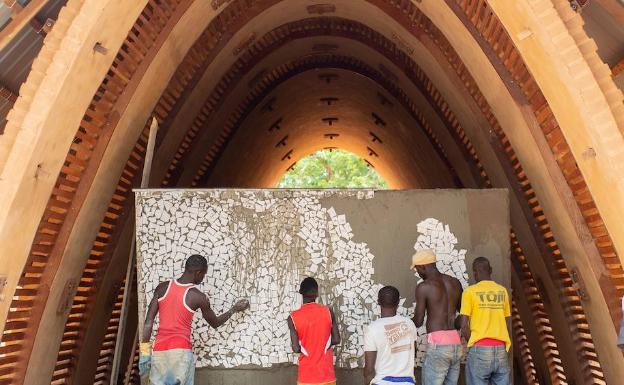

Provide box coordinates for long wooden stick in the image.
[110,117,159,385]
[122,330,139,385]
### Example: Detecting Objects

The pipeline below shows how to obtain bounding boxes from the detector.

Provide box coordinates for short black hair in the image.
[185,254,207,272]
[299,277,318,296]
[378,286,400,307]
[473,256,491,271]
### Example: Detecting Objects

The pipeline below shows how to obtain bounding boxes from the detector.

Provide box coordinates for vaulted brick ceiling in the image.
[0,1,622,384]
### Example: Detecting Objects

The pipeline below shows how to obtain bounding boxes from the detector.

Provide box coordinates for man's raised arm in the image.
[189,288,249,329]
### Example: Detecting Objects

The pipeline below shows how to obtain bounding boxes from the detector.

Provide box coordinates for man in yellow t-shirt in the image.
[459,257,511,385]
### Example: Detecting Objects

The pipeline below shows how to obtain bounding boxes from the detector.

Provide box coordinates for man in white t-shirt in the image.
[364,286,418,385]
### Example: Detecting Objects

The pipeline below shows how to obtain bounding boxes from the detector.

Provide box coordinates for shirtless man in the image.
[140,254,249,385]
[411,249,463,385]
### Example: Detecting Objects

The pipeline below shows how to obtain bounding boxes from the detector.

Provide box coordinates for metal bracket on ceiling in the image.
[0,276,6,301]
[93,42,108,55]
[30,17,54,35]
[319,74,338,84]
[269,118,282,132]
[320,97,338,105]
[275,135,288,148]
[372,112,386,127]
[57,279,78,315]
[370,131,383,144]
[570,267,590,301]
[281,149,293,161]
[569,0,589,12]
[261,97,276,113]
[322,117,338,126]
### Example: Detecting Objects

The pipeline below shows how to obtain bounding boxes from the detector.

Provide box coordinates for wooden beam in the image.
[0,1,150,383]
[408,30,587,383]
[18,3,212,383]
[0,0,50,52]
[484,2,624,382]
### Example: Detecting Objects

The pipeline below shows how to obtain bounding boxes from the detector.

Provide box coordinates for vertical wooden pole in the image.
[122,330,139,385]
[110,117,158,385]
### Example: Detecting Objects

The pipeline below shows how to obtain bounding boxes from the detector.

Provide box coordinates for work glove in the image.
[139,342,152,376]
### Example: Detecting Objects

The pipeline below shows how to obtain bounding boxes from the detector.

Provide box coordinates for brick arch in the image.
[0,0,621,384]
[150,14,616,382]
[161,17,598,383]
[81,23,582,385]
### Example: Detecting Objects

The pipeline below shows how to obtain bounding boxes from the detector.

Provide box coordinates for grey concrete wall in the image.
[321,189,511,304]
[136,188,509,385]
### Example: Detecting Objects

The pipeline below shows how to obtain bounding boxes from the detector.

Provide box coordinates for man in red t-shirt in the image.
[287,277,341,385]
[139,255,249,385]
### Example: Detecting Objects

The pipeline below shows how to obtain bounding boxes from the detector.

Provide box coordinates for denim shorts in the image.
[150,348,195,385]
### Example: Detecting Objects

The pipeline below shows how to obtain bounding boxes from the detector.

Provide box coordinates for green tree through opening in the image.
[277,149,388,188]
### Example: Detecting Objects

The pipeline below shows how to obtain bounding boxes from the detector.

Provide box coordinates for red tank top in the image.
[153,280,195,351]
[290,303,335,383]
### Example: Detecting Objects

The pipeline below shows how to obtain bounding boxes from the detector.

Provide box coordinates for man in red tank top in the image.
[139,255,249,385]
[287,277,341,385]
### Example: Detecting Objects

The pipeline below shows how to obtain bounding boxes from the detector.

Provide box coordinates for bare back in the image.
[414,273,462,333]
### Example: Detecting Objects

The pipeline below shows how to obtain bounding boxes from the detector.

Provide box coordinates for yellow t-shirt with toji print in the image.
[460,280,511,351]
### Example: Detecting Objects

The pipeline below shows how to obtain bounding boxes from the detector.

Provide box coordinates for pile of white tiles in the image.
[136,190,467,369]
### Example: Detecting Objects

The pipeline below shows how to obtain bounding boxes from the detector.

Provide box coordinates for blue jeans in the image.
[150,349,195,385]
[422,344,462,385]
[466,346,511,385]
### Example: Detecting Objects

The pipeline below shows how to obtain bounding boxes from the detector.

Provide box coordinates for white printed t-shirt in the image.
[364,315,418,384]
